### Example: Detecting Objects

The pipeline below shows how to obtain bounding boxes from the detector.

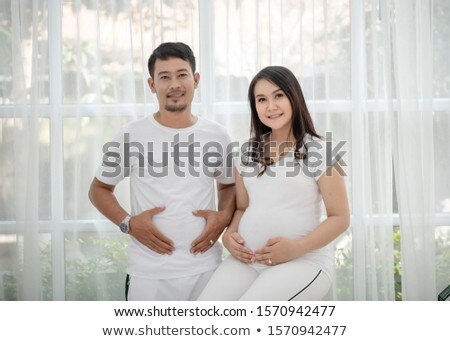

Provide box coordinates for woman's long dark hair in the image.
[247,66,320,176]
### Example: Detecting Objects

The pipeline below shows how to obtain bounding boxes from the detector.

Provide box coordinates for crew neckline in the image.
[149,113,201,132]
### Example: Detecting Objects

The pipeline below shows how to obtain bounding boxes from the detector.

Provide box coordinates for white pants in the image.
[127,270,215,301]
[197,256,331,301]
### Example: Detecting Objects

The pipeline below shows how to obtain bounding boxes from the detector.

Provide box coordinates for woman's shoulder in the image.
[297,133,325,153]
[303,133,324,143]
[232,138,261,172]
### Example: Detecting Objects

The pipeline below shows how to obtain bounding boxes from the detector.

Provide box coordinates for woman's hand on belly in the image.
[253,237,303,266]
[222,231,255,264]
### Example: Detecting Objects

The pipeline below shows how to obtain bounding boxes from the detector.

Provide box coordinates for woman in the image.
[198,66,349,300]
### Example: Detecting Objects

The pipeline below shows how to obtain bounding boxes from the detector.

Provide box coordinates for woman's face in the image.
[253,79,293,136]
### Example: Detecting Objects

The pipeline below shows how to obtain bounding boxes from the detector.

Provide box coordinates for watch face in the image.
[120,223,128,233]
[120,220,130,233]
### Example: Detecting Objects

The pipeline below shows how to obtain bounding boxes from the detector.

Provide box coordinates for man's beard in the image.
[165,103,188,112]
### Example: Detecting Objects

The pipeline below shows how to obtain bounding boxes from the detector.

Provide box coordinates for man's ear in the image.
[194,72,200,89]
[148,78,156,93]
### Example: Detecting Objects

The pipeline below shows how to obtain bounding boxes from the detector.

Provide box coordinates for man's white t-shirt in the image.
[95,114,234,279]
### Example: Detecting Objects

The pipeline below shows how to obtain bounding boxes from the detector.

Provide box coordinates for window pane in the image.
[63,115,132,219]
[433,0,450,98]
[365,0,395,100]
[434,112,450,213]
[435,225,450,296]
[214,112,251,142]
[0,119,15,220]
[0,0,49,104]
[0,234,17,300]
[213,0,351,101]
[0,1,12,105]
[61,0,199,104]
[64,230,127,300]
[0,118,51,221]
[334,229,353,300]
[0,233,52,300]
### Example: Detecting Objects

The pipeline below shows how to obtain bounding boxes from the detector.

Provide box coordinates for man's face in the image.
[148,57,199,113]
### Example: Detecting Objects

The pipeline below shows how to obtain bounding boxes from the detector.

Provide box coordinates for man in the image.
[89,42,235,300]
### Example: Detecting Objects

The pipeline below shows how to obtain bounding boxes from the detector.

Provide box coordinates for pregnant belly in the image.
[238,208,316,250]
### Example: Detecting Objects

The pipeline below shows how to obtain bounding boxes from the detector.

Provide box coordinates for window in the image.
[1,0,449,301]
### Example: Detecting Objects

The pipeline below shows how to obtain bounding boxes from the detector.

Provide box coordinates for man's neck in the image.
[154,109,198,129]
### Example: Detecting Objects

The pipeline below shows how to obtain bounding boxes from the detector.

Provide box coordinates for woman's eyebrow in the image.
[255,88,282,97]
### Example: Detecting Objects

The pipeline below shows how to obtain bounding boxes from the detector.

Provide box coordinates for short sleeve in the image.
[232,140,246,174]
[302,136,342,182]
[232,139,262,178]
[95,127,127,186]
[213,129,235,184]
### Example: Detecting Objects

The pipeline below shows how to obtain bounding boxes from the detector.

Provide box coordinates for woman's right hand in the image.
[222,231,254,264]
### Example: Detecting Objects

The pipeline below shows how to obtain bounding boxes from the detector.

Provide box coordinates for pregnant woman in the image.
[198,66,349,301]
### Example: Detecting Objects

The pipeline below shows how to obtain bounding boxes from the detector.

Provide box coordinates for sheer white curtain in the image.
[390,0,436,300]
[2,0,50,300]
[358,0,439,300]
[350,0,395,300]
[1,0,199,300]
[1,0,448,301]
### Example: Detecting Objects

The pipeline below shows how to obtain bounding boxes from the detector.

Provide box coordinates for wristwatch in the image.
[119,215,131,234]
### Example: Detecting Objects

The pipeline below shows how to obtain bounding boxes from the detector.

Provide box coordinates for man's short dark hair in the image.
[147,42,196,78]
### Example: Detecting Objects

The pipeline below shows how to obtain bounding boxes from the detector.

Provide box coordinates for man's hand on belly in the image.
[130,207,174,254]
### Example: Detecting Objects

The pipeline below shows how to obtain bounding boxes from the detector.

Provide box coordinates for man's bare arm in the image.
[88,177,128,225]
[216,182,237,227]
[88,177,174,254]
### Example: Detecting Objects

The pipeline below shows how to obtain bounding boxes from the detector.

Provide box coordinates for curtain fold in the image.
[10,0,49,300]
[391,0,436,300]
[350,0,395,300]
